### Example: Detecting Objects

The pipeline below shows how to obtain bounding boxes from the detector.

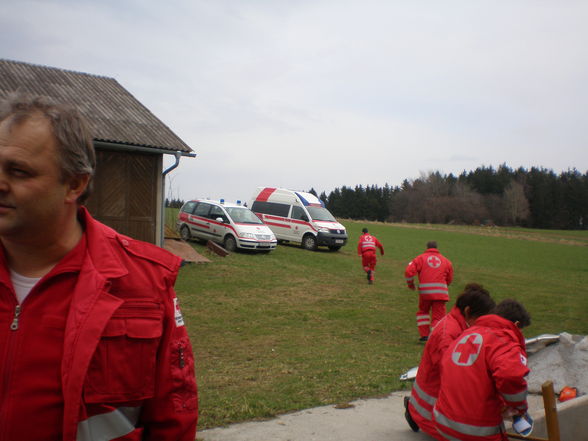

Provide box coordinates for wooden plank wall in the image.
[86,150,159,244]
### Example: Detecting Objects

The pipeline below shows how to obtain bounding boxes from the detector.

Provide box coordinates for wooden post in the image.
[542,381,561,441]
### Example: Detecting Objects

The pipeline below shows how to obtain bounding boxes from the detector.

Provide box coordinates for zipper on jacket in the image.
[10,305,21,331]
[178,344,186,369]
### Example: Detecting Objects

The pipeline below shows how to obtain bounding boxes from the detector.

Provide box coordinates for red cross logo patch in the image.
[451,333,483,366]
[427,255,441,268]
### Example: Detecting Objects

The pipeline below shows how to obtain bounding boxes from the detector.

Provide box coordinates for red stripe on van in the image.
[256,187,277,202]
[265,220,291,229]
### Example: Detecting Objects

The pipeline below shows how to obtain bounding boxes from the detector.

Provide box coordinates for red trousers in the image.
[416,298,447,338]
[361,252,377,281]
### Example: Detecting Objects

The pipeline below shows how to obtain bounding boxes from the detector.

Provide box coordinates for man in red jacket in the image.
[433,299,531,441]
[405,241,453,341]
[405,283,496,439]
[357,227,384,284]
[0,94,197,441]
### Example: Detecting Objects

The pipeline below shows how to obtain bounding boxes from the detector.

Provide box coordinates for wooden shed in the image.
[0,59,195,246]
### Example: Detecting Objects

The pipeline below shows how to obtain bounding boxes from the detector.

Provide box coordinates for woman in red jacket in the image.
[433,299,531,441]
[405,283,495,439]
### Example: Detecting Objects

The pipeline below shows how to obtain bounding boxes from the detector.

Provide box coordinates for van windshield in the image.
[225,207,264,224]
[306,206,337,222]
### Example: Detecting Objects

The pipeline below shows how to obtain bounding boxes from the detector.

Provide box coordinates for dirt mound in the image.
[527,333,588,395]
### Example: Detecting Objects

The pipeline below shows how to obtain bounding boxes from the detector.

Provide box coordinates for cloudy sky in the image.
[2,0,587,203]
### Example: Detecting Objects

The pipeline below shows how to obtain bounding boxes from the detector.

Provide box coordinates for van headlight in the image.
[240,233,255,239]
[318,227,330,233]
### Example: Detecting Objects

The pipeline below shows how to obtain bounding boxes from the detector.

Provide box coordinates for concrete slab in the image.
[527,394,588,441]
[199,392,439,441]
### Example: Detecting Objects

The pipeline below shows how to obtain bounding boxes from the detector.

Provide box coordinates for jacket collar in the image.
[448,306,468,329]
[474,314,526,347]
[78,206,128,279]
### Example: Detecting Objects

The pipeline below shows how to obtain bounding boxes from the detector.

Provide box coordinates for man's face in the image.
[0,115,74,243]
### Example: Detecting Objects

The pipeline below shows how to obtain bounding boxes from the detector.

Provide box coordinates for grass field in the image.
[169,214,588,430]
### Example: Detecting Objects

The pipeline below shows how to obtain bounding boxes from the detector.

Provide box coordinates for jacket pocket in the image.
[84,302,163,403]
[170,336,198,412]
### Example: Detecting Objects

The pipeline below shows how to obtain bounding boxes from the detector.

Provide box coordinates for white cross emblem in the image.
[451,333,483,366]
[427,255,441,268]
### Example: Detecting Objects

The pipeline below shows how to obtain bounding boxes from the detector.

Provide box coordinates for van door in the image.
[190,202,213,240]
[208,204,230,243]
[290,205,310,241]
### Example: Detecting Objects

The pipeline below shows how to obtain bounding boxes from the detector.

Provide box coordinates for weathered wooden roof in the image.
[0,59,193,154]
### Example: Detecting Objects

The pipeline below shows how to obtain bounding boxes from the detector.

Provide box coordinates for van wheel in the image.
[224,235,237,252]
[180,225,191,241]
[301,234,317,251]
[328,246,341,251]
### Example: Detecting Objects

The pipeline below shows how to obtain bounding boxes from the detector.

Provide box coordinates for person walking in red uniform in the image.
[405,241,453,341]
[404,283,496,439]
[0,94,197,441]
[357,227,384,284]
[433,299,531,441]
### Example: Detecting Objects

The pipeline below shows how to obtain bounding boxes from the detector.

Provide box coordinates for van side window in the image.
[251,201,290,217]
[193,203,211,218]
[181,201,197,214]
[210,205,227,222]
[291,206,308,221]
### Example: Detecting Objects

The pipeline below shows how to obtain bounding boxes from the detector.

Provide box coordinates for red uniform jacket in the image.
[409,306,468,439]
[0,207,197,441]
[405,249,453,301]
[357,233,384,256]
[434,315,529,441]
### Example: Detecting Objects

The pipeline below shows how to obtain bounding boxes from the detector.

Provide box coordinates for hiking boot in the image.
[404,396,420,432]
[367,270,372,281]
[419,336,429,342]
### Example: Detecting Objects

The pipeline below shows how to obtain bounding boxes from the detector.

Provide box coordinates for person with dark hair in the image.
[357,227,384,284]
[433,299,531,441]
[405,241,454,341]
[405,283,496,438]
[0,94,197,441]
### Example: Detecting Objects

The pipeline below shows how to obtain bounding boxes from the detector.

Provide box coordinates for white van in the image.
[177,199,277,252]
[249,187,348,251]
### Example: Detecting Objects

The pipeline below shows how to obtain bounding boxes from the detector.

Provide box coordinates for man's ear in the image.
[65,174,91,204]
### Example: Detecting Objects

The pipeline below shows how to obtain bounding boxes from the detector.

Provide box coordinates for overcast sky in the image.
[2,0,587,203]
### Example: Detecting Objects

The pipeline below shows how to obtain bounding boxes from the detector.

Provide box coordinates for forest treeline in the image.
[313,165,588,230]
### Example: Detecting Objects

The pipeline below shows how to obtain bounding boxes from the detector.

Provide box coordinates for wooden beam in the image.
[542,381,561,441]
[207,240,230,257]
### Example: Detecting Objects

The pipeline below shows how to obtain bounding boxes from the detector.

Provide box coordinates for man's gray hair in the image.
[0,92,96,204]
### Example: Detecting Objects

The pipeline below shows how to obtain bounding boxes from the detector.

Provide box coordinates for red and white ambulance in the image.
[177,199,277,252]
[249,187,348,251]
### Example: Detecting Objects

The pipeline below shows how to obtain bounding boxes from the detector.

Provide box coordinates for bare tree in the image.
[503,180,530,225]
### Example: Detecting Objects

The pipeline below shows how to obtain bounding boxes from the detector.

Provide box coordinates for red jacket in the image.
[357,233,384,256]
[405,249,453,301]
[408,306,467,438]
[434,315,529,441]
[0,207,197,441]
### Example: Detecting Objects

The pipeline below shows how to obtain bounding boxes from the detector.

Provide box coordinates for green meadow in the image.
[171,218,588,429]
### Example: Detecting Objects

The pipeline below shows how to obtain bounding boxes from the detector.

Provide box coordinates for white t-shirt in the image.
[10,269,41,304]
